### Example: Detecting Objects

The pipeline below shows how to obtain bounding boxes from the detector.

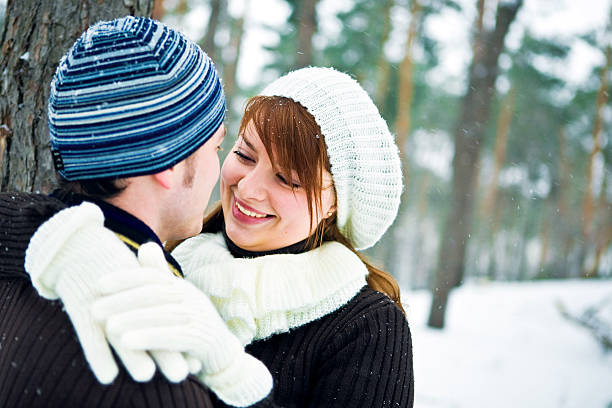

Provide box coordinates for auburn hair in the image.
[169,95,404,314]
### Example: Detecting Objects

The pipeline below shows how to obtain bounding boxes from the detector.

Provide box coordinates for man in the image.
[0,16,270,407]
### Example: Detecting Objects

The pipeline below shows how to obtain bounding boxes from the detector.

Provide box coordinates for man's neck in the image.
[104,181,167,242]
[106,196,163,240]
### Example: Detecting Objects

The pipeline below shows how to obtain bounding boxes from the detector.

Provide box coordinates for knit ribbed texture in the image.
[173,232,368,346]
[49,16,226,180]
[210,287,414,408]
[261,67,403,250]
[0,192,215,407]
[0,193,66,280]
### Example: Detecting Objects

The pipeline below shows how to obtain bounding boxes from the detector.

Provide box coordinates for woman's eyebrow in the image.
[240,133,257,151]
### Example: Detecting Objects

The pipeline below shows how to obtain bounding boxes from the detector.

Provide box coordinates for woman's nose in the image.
[236,166,267,201]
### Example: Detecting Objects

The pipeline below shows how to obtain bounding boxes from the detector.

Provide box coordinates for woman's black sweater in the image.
[208,235,414,408]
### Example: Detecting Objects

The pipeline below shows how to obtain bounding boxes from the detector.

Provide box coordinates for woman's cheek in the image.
[221,157,239,186]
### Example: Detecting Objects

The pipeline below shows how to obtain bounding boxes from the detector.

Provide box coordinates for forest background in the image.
[0,0,611,331]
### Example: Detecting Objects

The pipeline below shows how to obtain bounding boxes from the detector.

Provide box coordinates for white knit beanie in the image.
[260,67,403,250]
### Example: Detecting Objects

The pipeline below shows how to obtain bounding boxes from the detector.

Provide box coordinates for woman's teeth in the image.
[236,201,267,218]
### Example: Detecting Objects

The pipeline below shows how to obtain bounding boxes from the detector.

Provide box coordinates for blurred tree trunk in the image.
[395,0,421,157]
[223,0,249,103]
[428,0,523,329]
[589,173,611,277]
[0,0,154,194]
[590,227,612,277]
[411,173,431,288]
[477,86,514,280]
[374,0,394,109]
[175,0,188,15]
[200,0,225,62]
[482,86,514,217]
[477,85,514,280]
[555,126,573,278]
[580,42,610,278]
[387,0,422,281]
[486,197,503,280]
[538,211,551,275]
[151,0,165,20]
[295,0,319,68]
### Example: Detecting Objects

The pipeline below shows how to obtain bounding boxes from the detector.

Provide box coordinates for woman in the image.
[27,67,413,407]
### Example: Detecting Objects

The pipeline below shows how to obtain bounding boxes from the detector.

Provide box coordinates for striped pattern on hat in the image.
[261,67,403,250]
[49,16,226,181]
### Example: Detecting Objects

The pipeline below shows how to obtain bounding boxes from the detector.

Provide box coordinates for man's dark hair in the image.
[57,176,128,200]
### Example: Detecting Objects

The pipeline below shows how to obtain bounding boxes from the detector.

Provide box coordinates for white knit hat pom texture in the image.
[261,67,403,250]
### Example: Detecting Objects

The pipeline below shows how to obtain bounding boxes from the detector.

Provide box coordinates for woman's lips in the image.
[231,197,273,224]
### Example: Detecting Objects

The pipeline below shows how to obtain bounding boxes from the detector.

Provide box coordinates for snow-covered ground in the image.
[404,280,612,408]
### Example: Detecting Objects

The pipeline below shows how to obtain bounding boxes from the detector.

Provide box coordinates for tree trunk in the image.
[588,170,611,277]
[554,126,573,278]
[200,0,225,62]
[409,173,431,288]
[580,42,610,278]
[427,0,523,329]
[175,0,188,15]
[538,214,551,276]
[0,0,154,194]
[590,226,612,277]
[223,0,249,104]
[482,86,514,217]
[386,0,422,282]
[151,0,165,20]
[374,0,394,109]
[295,0,319,69]
[395,0,421,161]
[486,192,504,280]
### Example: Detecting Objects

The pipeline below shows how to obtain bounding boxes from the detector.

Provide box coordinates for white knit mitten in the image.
[91,247,273,407]
[25,202,194,384]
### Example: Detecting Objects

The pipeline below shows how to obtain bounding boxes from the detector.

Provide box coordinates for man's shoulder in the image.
[0,191,66,217]
[0,192,67,280]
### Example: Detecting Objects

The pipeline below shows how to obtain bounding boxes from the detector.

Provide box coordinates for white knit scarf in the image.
[172,233,368,346]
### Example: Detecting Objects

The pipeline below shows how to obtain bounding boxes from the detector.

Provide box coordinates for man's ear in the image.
[151,167,175,190]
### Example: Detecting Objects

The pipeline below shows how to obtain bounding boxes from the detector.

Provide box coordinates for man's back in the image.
[0,192,214,408]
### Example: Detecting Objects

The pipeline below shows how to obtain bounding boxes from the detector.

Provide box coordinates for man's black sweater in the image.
[0,192,214,408]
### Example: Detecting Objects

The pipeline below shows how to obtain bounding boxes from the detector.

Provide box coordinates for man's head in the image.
[49,16,226,241]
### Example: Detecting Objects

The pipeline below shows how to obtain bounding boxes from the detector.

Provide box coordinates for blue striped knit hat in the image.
[49,16,226,180]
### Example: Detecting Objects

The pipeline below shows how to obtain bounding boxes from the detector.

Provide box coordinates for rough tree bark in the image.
[427,0,523,329]
[0,0,154,194]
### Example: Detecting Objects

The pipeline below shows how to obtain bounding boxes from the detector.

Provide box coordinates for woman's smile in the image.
[231,196,274,225]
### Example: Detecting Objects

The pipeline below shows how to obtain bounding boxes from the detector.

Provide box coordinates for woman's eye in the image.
[234,150,253,162]
[277,174,300,189]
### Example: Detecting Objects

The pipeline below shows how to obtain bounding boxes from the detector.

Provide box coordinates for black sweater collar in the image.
[51,189,183,276]
[222,228,310,259]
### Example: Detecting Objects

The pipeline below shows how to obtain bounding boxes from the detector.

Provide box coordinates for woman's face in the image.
[221,121,335,252]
